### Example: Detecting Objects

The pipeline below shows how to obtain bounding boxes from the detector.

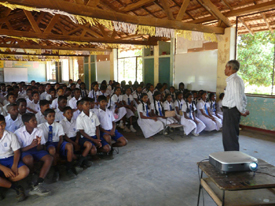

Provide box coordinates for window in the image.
[237,31,275,95]
[46,61,56,82]
[61,59,69,82]
[117,49,143,83]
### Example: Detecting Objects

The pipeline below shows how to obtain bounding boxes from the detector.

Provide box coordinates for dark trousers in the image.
[222,107,241,151]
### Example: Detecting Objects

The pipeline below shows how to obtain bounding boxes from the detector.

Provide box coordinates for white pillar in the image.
[154,43,159,86]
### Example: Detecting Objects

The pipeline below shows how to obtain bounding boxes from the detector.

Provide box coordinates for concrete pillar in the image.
[110,49,117,81]
[216,27,236,96]
[154,43,159,86]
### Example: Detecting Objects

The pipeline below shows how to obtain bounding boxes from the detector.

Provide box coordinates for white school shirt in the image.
[26,97,32,105]
[150,101,164,116]
[147,91,154,104]
[0,106,7,117]
[38,122,65,143]
[182,102,197,119]
[222,73,247,114]
[27,100,40,113]
[96,108,115,131]
[14,126,46,148]
[76,111,100,137]
[137,103,149,118]
[45,95,52,101]
[96,91,109,97]
[68,97,81,110]
[163,101,175,111]
[196,100,209,115]
[35,111,47,124]
[60,118,77,138]
[5,114,23,133]
[132,91,142,101]
[18,91,27,99]
[50,98,58,109]
[2,103,9,114]
[55,108,65,122]
[109,94,123,110]
[208,101,216,114]
[88,90,98,102]
[122,94,134,105]
[73,109,81,121]
[40,91,48,100]
[0,130,21,159]
[217,100,223,113]
[174,99,185,111]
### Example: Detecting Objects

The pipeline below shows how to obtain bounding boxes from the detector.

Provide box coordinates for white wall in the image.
[174,50,218,92]
[97,61,110,83]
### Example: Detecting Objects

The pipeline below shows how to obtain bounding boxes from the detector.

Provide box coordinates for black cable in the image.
[197,158,209,206]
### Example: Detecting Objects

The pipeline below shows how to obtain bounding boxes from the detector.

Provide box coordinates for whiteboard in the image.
[4,67,28,82]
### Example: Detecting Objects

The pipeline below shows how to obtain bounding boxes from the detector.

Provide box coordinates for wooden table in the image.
[197,159,275,206]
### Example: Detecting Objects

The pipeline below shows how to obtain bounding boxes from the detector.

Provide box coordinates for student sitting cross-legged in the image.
[0,115,29,202]
[38,109,77,181]
[14,113,52,196]
[76,98,111,160]
[97,95,127,154]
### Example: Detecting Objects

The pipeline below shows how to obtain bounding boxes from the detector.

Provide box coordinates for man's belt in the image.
[222,106,236,109]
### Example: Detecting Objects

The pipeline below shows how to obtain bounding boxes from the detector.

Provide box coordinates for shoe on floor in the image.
[163,130,168,135]
[130,125,136,132]
[123,127,131,132]
[192,132,199,136]
[16,185,27,202]
[29,183,51,197]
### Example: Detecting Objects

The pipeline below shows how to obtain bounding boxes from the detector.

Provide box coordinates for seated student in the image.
[51,87,64,110]
[174,92,185,117]
[36,100,50,124]
[163,94,180,123]
[69,88,81,111]
[96,95,127,152]
[0,115,29,202]
[208,93,223,121]
[40,84,52,100]
[88,82,99,108]
[96,85,109,100]
[169,86,176,102]
[25,88,33,105]
[38,109,76,181]
[196,91,222,131]
[80,83,88,98]
[146,84,154,105]
[132,85,142,107]
[137,93,164,138]
[178,82,185,93]
[76,98,110,159]
[192,91,198,105]
[15,113,52,196]
[54,96,67,122]
[5,104,23,133]
[217,93,224,120]
[181,93,206,136]
[73,100,82,121]
[2,93,16,116]
[27,91,40,114]
[108,87,127,130]
[47,88,56,102]
[16,98,27,116]
[122,87,137,133]
[162,83,170,96]
[64,88,72,102]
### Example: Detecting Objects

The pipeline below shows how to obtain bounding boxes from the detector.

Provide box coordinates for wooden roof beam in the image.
[176,0,190,21]
[120,0,155,12]
[239,18,253,36]
[1,0,224,34]
[198,0,231,27]
[261,13,273,33]
[44,14,60,34]
[86,0,100,7]
[159,0,174,20]
[23,10,42,33]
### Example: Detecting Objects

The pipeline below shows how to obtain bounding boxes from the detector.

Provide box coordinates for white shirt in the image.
[76,111,100,137]
[60,118,77,138]
[122,94,134,105]
[35,111,47,124]
[38,122,65,142]
[196,99,209,115]
[109,94,123,110]
[27,100,40,113]
[40,91,48,100]
[182,102,197,118]
[96,108,115,130]
[147,91,154,104]
[217,100,223,113]
[96,91,109,97]
[174,99,185,110]
[50,98,58,109]
[88,90,97,101]
[5,114,23,133]
[150,101,164,116]
[0,130,21,159]
[26,97,32,105]
[132,91,142,101]
[55,108,65,122]
[68,97,81,110]
[163,101,175,111]
[222,73,247,114]
[73,109,81,121]
[15,126,46,148]
[137,102,150,118]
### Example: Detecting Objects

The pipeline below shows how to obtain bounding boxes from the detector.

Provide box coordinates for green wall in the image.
[240,96,275,131]
[144,58,154,84]
[83,55,97,88]
[159,57,170,85]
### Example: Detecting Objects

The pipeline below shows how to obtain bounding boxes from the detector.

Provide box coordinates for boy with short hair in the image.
[16,98,27,116]
[97,96,128,154]
[38,109,76,181]
[40,83,52,100]
[5,104,23,133]
[54,96,67,122]
[72,100,82,121]
[47,88,56,102]
[0,115,29,202]
[76,98,111,159]
[69,88,81,110]
[51,87,64,109]
[15,113,52,196]
[35,100,50,124]
[25,88,33,105]
[27,91,40,114]
[2,93,16,115]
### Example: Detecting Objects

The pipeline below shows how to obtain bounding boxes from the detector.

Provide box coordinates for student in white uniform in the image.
[16,98,27,116]
[146,84,154,105]
[196,91,222,131]
[40,84,52,100]
[208,93,223,121]
[169,86,176,102]
[96,85,110,100]
[181,93,206,136]
[122,87,137,132]
[88,82,99,108]
[5,104,23,133]
[2,93,16,116]
[108,87,128,131]
[174,92,185,117]
[163,94,179,123]
[50,87,64,109]
[0,115,29,202]
[217,93,224,119]
[27,91,40,114]
[72,100,82,121]
[35,100,49,124]
[54,96,67,122]
[137,93,164,138]
[68,88,81,111]
[132,85,143,107]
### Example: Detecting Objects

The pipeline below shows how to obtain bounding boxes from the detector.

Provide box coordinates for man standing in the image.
[222,60,249,151]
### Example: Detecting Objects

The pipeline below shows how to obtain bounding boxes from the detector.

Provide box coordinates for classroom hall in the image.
[0,0,275,206]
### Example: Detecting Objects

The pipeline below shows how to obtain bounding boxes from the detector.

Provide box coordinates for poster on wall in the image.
[4,68,28,82]
[5,61,13,68]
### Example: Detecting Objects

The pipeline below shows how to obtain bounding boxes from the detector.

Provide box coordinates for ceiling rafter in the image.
[261,13,273,33]
[239,17,254,36]
[176,0,190,21]
[120,0,155,12]
[23,10,42,33]
[159,0,174,20]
